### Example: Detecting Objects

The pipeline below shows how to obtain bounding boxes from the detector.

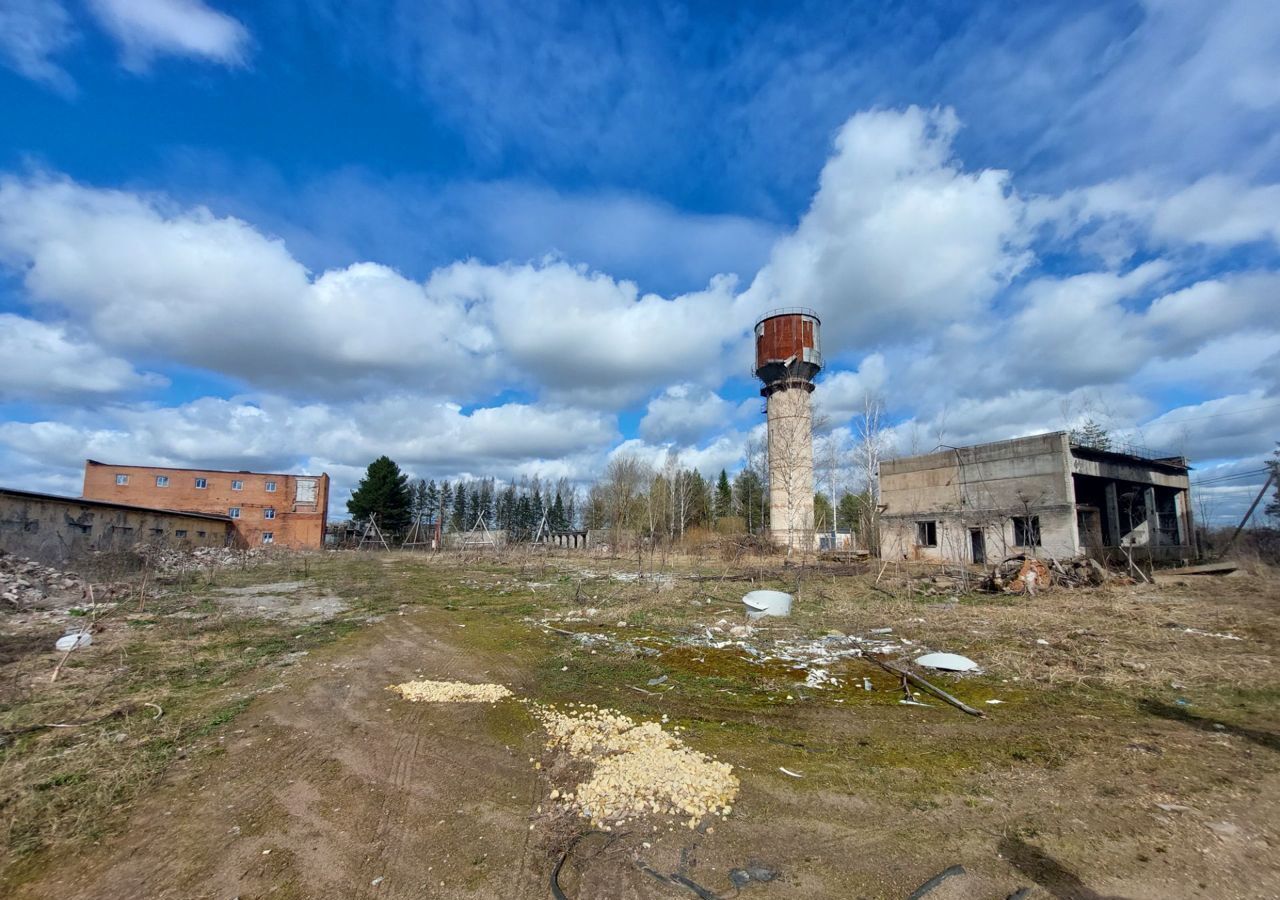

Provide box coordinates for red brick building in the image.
[83,460,329,549]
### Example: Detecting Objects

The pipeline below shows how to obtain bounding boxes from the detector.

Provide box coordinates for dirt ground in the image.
[2,550,1277,899]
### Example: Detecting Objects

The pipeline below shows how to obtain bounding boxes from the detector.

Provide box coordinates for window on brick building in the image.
[229,507,241,518]
[156,476,169,487]
[264,508,276,519]
[116,474,129,485]
[265,481,277,492]
[231,480,243,491]
[262,532,274,544]
[194,477,207,489]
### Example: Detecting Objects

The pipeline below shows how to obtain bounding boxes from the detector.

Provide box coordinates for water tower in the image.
[753,308,823,549]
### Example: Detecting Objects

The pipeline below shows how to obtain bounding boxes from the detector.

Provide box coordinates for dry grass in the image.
[5,546,1278,895]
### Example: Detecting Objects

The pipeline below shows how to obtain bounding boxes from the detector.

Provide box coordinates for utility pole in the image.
[1220,471,1276,557]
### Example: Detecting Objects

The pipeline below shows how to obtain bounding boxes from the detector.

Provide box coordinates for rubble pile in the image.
[984,554,1114,593]
[387,679,513,703]
[0,550,87,610]
[532,703,738,829]
[138,545,267,575]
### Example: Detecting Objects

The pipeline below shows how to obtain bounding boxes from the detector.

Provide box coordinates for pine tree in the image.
[515,495,532,539]
[479,478,495,527]
[714,469,733,520]
[550,492,568,531]
[498,483,517,532]
[687,470,711,529]
[734,469,766,532]
[452,480,468,530]
[347,456,413,534]
[425,480,440,523]
[411,478,428,522]
[439,481,454,530]
[1070,418,1112,451]
[531,484,545,534]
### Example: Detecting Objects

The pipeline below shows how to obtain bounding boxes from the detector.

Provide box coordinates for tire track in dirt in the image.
[11,610,547,900]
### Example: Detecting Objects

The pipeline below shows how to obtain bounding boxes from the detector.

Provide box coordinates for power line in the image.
[1145,401,1280,427]
[1191,467,1270,486]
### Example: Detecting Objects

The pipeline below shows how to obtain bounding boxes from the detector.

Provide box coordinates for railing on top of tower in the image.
[753,307,822,329]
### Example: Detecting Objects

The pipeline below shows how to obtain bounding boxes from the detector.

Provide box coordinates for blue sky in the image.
[0,0,1277,523]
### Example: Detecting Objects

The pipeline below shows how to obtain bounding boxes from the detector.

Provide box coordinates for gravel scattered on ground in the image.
[531,703,738,829]
[387,679,513,703]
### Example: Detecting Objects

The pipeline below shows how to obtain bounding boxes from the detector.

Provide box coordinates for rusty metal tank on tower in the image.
[753,308,822,551]
[753,308,823,395]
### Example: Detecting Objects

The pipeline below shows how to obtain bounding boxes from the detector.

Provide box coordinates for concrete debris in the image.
[741,589,792,619]
[54,632,92,651]
[729,865,778,887]
[0,549,99,611]
[531,703,738,829]
[1178,627,1243,641]
[137,545,269,575]
[388,680,513,703]
[984,554,1116,593]
[914,652,979,672]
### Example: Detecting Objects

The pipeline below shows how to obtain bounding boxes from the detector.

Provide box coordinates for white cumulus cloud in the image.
[87,0,249,70]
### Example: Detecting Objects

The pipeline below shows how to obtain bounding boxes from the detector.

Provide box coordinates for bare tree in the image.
[600,454,651,547]
[852,393,888,556]
[814,418,846,545]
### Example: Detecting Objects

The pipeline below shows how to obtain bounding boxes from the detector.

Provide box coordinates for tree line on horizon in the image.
[345,452,875,544]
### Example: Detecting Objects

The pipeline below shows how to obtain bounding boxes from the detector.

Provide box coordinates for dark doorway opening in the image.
[970,528,985,565]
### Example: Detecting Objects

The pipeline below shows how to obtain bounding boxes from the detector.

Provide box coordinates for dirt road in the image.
[13,611,549,900]
[9,557,1279,899]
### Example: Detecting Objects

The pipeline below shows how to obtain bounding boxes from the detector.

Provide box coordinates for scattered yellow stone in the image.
[530,704,738,829]
[387,680,513,703]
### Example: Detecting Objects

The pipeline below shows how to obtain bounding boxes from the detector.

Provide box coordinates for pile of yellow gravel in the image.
[387,679,513,703]
[531,703,738,829]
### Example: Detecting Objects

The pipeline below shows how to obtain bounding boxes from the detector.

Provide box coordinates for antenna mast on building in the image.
[752,308,823,551]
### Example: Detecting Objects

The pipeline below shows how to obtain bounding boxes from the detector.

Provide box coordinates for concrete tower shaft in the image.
[753,309,822,550]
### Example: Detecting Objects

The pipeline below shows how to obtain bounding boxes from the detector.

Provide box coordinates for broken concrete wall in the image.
[879,433,1079,562]
[0,488,233,568]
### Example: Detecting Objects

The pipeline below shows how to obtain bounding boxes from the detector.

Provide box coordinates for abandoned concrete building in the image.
[879,432,1194,564]
[0,486,234,567]
[82,460,330,550]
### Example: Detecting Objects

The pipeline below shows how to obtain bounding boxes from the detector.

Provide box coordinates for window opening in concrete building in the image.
[195,477,207,489]
[262,532,274,544]
[1014,515,1042,547]
[196,530,206,537]
[156,476,169,487]
[231,480,243,491]
[115,474,129,485]
[265,481,277,492]
[151,527,164,535]
[229,507,241,518]
[176,529,187,537]
[112,524,133,533]
[916,520,938,547]
[264,508,276,519]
